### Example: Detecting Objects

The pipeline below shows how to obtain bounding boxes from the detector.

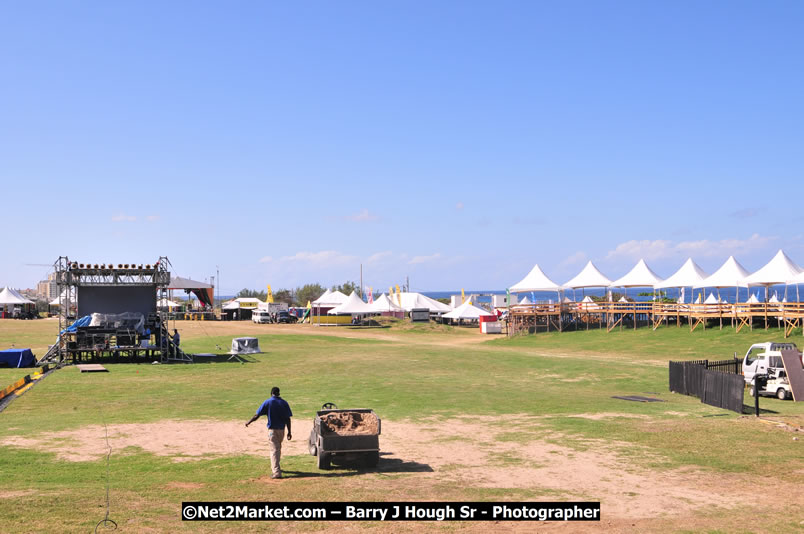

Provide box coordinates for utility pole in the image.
[216,265,220,318]
[406,275,409,293]
[360,264,363,300]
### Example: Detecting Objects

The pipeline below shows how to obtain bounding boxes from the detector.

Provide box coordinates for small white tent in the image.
[442,300,495,320]
[157,298,182,308]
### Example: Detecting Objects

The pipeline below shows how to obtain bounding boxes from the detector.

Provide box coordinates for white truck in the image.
[742,342,803,400]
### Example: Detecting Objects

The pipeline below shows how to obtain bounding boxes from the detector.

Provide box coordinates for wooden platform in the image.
[76,364,108,373]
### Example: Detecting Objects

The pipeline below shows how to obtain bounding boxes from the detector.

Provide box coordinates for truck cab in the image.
[742,342,798,383]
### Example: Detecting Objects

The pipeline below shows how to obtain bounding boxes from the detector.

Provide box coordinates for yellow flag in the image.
[306,300,311,309]
[461,288,465,304]
[395,285,402,306]
[266,285,274,303]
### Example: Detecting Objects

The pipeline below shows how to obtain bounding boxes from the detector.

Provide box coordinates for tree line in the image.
[235,281,362,307]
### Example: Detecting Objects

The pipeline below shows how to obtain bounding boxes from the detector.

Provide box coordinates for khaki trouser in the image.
[268,429,284,477]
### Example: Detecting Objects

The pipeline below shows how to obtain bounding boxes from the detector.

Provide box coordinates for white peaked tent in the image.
[510,264,563,292]
[0,287,34,305]
[328,291,375,315]
[157,298,182,308]
[49,289,76,307]
[312,289,332,304]
[580,295,599,309]
[655,258,709,289]
[563,261,613,289]
[367,293,403,313]
[696,256,750,288]
[442,300,495,320]
[517,295,532,305]
[704,293,719,304]
[747,293,760,304]
[313,290,349,307]
[609,259,664,288]
[618,296,629,303]
[393,292,452,313]
[743,250,803,287]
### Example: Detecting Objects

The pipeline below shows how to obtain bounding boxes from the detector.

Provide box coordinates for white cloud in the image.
[111,214,136,222]
[560,251,588,267]
[606,234,776,261]
[259,256,273,263]
[146,215,161,222]
[343,209,379,223]
[366,251,393,264]
[456,202,464,210]
[278,250,358,265]
[408,253,442,265]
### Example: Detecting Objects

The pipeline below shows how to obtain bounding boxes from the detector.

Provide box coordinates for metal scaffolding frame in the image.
[42,256,190,363]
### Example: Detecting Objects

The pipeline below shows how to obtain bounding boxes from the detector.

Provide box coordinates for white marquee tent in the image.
[0,287,34,305]
[510,264,563,292]
[328,292,375,315]
[367,293,403,313]
[313,290,349,307]
[157,298,182,308]
[392,292,452,313]
[609,259,664,288]
[655,258,709,289]
[695,256,751,292]
[442,300,495,320]
[743,249,803,287]
[563,261,613,289]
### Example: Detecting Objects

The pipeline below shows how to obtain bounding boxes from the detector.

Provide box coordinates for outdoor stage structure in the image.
[40,257,191,364]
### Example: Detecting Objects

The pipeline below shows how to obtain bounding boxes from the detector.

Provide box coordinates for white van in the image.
[252,310,272,324]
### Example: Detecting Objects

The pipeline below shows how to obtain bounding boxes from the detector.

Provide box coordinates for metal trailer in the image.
[308,403,381,469]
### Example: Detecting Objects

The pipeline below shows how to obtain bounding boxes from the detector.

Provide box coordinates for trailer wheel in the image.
[777,388,788,400]
[308,430,317,456]
[317,450,331,470]
[363,451,379,468]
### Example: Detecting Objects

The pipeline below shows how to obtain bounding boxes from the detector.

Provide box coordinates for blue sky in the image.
[2,1,803,293]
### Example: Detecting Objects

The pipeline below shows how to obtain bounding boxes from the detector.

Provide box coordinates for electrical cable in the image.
[95,411,117,533]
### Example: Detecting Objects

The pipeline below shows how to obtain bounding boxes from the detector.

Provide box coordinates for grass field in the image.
[0,319,802,533]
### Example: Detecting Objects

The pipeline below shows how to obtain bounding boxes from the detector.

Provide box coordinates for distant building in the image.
[37,273,58,301]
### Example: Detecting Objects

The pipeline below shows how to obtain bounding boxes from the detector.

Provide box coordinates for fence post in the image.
[704,359,709,369]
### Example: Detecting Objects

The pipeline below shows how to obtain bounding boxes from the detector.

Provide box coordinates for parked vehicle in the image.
[252,310,272,324]
[276,310,296,324]
[742,342,802,400]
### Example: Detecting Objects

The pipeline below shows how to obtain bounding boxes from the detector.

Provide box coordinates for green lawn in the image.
[0,321,802,533]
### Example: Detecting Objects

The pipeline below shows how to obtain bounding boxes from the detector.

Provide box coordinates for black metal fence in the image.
[669,358,745,414]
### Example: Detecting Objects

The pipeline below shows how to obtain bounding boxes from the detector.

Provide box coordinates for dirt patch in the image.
[0,489,36,498]
[564,412,650,421]
[320,411,379,435]
[3,415,801,522]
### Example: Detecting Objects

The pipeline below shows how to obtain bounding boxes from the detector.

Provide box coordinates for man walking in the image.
[246,387,292,478]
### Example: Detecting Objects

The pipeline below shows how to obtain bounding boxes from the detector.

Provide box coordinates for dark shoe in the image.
[271,474,283,479]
